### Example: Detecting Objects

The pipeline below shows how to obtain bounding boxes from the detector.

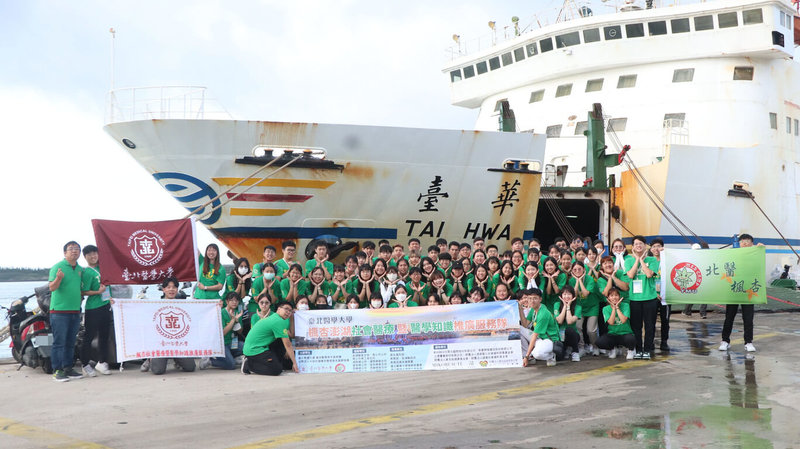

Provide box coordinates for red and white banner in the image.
[91,218,198,285]
[111,299,225,362]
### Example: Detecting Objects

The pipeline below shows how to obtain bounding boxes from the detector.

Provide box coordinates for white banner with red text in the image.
[293,301,522,374]
[111,299,225,362]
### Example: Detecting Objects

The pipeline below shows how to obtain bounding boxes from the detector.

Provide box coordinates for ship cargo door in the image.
[534,197,603,246]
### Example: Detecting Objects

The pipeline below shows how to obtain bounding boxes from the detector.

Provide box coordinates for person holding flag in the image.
[719,234,760,353]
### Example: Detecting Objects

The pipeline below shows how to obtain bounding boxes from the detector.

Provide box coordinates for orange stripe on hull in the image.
[229,208,290,216]
[213,178,334,189]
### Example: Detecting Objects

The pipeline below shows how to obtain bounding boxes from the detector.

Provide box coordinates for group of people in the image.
[46,233,759,380]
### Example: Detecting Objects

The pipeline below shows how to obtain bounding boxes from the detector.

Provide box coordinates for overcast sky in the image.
[2,0,571,268]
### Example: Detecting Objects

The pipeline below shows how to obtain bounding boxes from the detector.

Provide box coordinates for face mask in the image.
[316,304,329,310]
[348,303,359,310]
[395,294,407,302]
[238,267,249,275]
[371,300,383,308]
[387,273,397,281]
[297,303,309,310]
[264,272,275,281]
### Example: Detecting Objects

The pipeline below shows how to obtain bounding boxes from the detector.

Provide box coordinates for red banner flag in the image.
[91,218,199,285]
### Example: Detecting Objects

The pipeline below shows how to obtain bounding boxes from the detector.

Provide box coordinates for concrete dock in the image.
[1,308,799,449]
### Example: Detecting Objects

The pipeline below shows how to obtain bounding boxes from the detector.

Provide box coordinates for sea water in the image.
[0,281,170,359]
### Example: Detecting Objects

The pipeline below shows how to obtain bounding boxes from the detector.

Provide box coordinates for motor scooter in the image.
[2,285,54,373]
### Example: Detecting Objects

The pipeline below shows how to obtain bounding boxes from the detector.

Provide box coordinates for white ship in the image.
[443,0,800,274]
[103,87,544,263]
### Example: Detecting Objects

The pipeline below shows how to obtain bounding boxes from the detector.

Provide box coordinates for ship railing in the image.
[104,86,232,124]
[444,0,704,60]
[663,118,689,147]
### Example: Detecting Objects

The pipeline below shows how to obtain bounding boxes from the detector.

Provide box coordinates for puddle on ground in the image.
[590,356,772,448]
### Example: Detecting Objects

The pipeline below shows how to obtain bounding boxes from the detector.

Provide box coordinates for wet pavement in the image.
[1,310,798,449]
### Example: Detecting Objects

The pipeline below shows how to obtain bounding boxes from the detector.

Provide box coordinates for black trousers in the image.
[81,304,111,365]
[629,298,659,353]
[722,304,754,344]
[596,332,636,350]
[246,339,293,375]
[658,303,670,343]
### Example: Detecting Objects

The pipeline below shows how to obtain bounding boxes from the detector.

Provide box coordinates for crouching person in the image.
[522,288,562,367]
[150,277,197,375]
[241,301,299,375]
[596,288,637,360]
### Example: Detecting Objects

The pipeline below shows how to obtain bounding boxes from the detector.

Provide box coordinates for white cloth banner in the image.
[111,299,225,362]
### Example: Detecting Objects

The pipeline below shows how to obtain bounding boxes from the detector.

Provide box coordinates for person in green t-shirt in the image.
[493,260,520,298]
[595,288,636,360]
[79,245,112,377]
[427,270,453,303]
[250,263,282,313]
[252,245,276,278]
[49,241,85,381]
[241,300,298,375]
[225,257,253,301]
[517,261,540,291]
[250,293,272,328]
[522,288,560,367]
[568,261,600,356]
[147,277,199,375]
[304,240,333,280]
[280,264,311,304]
[492,282,512,302]
[467,264,492,299]
[468,287,486,303]
[554,285,581,362]
[200,292,242,371]
[539,257,566,313]
[307,266,335,307]
[649,237,671,352]
[273,240,297,279]
[195,244,226,300]
[624,235,660,360]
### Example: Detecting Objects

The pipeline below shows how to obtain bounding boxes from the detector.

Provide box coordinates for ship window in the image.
[648,21,667,35]
[607,118,627,132]
[671,18,690,33]
[529,89,545,103]
[626,23,645,38]
[583,28,601,43]
[780,11,786,27]
[463,65,475,79]
[742,9,763,25]
[694,15,714,31]
[450,69,462,83]
[795,118,799,136]
[546,125,562,138]
[733,66,754,80]
[617,74,637,88]
[526,42,539,57]
[502,52,514,66]
[586,78,604,92]
[769,112,777,129]
[664,113,686,127]
[556,31,581,47]
[540,37,554,52]
[672,68,694,82]
[604,25,622,40]
[787,117,792,134]
[718,12,738,28]
[556,83,573,97]
[489,56,501,70]
[476,61,488,74]
[575,121,588,135]
[514,47,526,62]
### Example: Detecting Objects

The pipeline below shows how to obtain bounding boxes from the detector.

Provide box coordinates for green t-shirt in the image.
[49,259,84,312]
[82,266,109,310]
[196,256,226,300]
[596,270,631,302]
[221,308,242,346]
[624,256,659,301]
[491,273,520,296]
[251,276,282,302]
[243,313,291,356]
[603,303,633,335]
[553,301,580,331]
[526,306,560,342]
[538,272,567,313]
[304,259,334,277]
[387,300,418,308]
[568,276,600,317]
[250,311,270,328]
[252,262,276,278]
[466,276,492,296]
[274,259,293,278]
[279,278,312,301]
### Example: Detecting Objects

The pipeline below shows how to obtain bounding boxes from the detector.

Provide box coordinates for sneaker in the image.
[140,359,150,372]
[53,370,69,382]
[546,354,557,367]
[718,341,730,351]
[95,362,111,375]
[571,352,581,362]
[241,357,251,375]
[235,355,245,366]
[744,343,756,352]
[82,364,97,378]
[199,358,211,370]
[634,352,643,360]
[608,348,617,359]
[642,352,651,360]
[626,350,635,360]
[660,341,670,351]
[681,312,692,317]
[592,346,600,356]
[700,313,707,319]
[64,368,83,379]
